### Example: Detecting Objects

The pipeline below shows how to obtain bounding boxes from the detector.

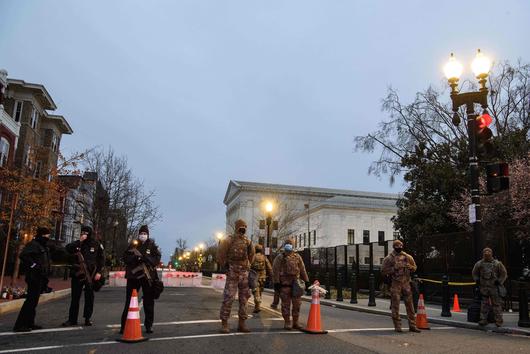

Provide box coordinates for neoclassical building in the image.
[223,180,400,264]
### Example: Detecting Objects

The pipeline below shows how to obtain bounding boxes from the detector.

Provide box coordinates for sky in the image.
[1,0,529,261]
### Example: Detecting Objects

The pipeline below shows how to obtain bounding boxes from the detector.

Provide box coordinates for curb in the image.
[263,288,530,336]
[0,288,71,316]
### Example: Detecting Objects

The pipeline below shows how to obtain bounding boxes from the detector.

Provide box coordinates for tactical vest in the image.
[478,260,499,286]
[391,253,411,282]
[251,254,266,271]
[281,253,300,277]
[227,236,250,263]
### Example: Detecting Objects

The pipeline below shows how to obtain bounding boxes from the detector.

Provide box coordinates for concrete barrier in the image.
[108,271,126,287]
[211,273,227,290]
[161,271,202,287]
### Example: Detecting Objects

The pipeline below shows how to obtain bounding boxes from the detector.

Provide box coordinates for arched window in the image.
[0,137,10,167]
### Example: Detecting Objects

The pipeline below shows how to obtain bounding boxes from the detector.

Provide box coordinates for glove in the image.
[274,283,281,292]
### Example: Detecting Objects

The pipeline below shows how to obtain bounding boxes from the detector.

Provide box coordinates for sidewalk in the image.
[263,289,530,336]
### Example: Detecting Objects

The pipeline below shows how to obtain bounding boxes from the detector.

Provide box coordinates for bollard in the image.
[350,271,358,304]
[336,269,343,302]
[467,285,481,322]
[368,273,376,306]
[518,277,530,327]
[441,275,452,317]
[325,272,331,300]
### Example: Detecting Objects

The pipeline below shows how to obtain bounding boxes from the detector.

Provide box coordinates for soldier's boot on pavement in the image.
[283,317,292,330]
[270,303,278,310]
[292,316,302,330]
[409,326,421,333]
[220,320,230,334]
[393,320,402,333]
[495,321,503,327]
[237,319,250,333]
[253,303,261,313]
[478,319,488,326]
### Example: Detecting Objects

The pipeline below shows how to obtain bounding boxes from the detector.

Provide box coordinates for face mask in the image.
[284,244,293,252]
[394,248,403,253]
[139,234,148,242]
[238,228,246,234]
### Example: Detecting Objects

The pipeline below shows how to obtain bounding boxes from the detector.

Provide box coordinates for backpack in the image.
[281,253,300,276]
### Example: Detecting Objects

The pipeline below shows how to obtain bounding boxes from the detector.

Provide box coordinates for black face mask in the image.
[238,228,246,234]
[36,236,49,246]
[394,248,403,253]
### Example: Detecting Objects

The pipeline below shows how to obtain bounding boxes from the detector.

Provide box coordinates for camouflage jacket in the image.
[382,251,417,283]
[472,259,507,288]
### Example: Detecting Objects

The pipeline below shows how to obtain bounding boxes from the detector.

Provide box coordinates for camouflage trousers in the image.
[279,277,301,320]
[390,281,416,328]
[480,287,503,324]
[219,265,250,321]
[252,278,266,305]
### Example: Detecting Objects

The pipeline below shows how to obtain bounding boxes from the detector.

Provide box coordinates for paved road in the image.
[0,286,528,353]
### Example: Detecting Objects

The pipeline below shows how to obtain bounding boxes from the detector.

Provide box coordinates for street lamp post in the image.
[216,232,224,271]
[444,49,492,323]
[265,202,273,263]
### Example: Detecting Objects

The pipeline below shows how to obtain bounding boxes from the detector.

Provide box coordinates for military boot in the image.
[409,327,421,333]
[478,319,488,326]
[220,320,230,334]
[284,318,292,330]
[292,316,302,330]
[237,319,250,333]
[393,319,402,333]
[253,303,261,313]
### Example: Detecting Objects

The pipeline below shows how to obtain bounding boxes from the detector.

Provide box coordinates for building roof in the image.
[312,195,397,212]
[44,113,73,134]
[224,180,400,205]
[6,78,57,110]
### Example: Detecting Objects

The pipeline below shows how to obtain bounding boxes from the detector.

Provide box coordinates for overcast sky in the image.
[1,0,529,261]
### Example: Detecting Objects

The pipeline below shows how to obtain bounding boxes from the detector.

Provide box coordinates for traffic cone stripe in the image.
[127,310,140,320]
[415,294,430,330]
[117,289,148,343]
[130,296,138,308]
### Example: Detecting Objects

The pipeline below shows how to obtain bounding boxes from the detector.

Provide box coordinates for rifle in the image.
[75,250,96,289]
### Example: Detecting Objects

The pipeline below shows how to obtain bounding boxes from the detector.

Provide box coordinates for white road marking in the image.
[106,318,284,328]
[0,326,458,353]
[0,326,83,336]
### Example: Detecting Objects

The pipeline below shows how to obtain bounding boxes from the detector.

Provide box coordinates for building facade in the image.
[224,180,400,265]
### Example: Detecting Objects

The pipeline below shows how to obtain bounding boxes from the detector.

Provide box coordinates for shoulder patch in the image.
[100,244,104,250]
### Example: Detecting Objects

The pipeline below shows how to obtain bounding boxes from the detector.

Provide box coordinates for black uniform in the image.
[120,238,161,332]
[13,236,50,331]
[65,238,104,324]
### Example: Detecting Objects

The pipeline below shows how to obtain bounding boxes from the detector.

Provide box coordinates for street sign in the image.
[469,204,476,223]
[265,247,270,255]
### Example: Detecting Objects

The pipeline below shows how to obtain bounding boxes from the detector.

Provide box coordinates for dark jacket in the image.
[66,238,105,278]
[123,238,161,279]
[20,239,50,279]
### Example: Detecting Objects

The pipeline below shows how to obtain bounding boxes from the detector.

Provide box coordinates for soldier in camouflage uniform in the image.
[272,238,309,330]
[382,240,420,333]
[217,219,255,333]
[472,247,508,327]
[251,244,272,313]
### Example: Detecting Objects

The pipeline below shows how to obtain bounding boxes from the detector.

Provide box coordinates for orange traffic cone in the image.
[452,294,461,312]
[118,289,149,343]
[301,280,328,334]
[415,294,430,330]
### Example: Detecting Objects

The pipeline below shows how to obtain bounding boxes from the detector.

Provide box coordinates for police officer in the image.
[272,238,308,330]
[472,247,508,327]
[13,227,51,332]
[217,219,255,333]
[381,239,420,333]
[62,226,104,327]
[251,244,272,313]
[120,225,161,334]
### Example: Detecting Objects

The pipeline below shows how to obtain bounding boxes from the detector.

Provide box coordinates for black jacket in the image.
[20,239,50,279]
[123,238,161,279]
[66,238,105,277]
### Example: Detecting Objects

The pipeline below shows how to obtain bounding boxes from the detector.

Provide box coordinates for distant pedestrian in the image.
[250,244,272,313]
[381,240,420,333]
[62,226,104,327]
[272,238,309,330]
[217,219,255,333]
[13,227,51,332]
[472,247,507,327]
[120,225,161,334]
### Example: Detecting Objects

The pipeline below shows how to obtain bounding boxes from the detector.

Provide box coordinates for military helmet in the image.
[255,244,263,252]
[393,239,403,248]
[235,219,247,229]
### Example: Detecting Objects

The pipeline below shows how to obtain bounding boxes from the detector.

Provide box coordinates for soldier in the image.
[120,225,161,334]
[381,239,420,333]
[272,238,309,330]
[13,227,51,332]
[217,219,255,333]
[62,226,104,327]
[250,244,272,313]
[472,247,508,327]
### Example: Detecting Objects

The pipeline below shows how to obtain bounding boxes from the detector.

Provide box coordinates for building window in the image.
[378,231,385,245]
[299,234,301,247]
[23,145,32,167]
[363,230,370,245]
[380,258,384,264]
[347,229,355,245]
[364,257,370,264]
[0,137,10,167]
[51,133,59,152]
[13,101,23,122]
[31,107,38,129]
[313,230,316,245]
[34,161,42,178]
[348,256,355,265]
